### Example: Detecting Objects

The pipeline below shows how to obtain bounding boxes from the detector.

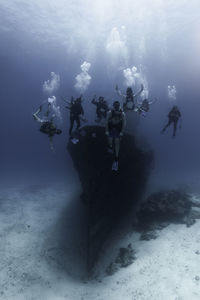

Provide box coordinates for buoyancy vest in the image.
[168,110,181,120]
[124,97,135,110]
[70,102,83,116]
[108,109,123,130]
[40,121,56,136]
[97,102,108,115]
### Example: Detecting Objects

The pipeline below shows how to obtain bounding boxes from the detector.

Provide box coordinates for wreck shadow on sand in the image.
[67,125,154,276]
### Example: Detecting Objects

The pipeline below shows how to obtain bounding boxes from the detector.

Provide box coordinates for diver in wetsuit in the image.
[65,96,85,143]
[135,98,157,116]
[161,106,181,137]
[105,101,126,171]
[33,103,62,151]
[115,84,144,112]
[91,96,109,123]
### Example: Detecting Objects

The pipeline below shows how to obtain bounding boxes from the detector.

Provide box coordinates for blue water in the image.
[0,0,200,192]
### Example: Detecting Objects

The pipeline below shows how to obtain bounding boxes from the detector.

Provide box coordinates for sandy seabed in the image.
[0,181,200,300]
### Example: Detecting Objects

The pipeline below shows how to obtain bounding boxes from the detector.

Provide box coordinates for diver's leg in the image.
[173,120,178,137]
[70,116,81,143]
[114,138,120,160]
[98,112,104,123]
[50,136,55,152]
[107,137,113,153]
[161,123,169,132]
[161,119,172,133]
[95,110,101,122]
[112,138,120,171]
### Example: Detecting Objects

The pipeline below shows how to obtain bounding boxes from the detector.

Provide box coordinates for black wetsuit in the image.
[69,101,84,137]
[92,99,109,120]
[162,108,181,137]
[108,109,123,138]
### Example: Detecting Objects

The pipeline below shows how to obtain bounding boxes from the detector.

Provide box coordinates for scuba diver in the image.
[134,98,158,116]
[91,95,109,123]
[64,95,86,144]
[161,106,182,137]
[115,84,144,112]
[33,103,62,151]
[105,101,126,171]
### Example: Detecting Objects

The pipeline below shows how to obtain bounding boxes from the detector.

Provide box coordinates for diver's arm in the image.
[133,84,144,98]
[91,96,97,105]
[65,99,73,110]
[61,96,68,103]
[61,96,73,106]
[149,97,158,105]
[33,113,43,123]
[33,106,43,123]
[115,85,126,100]
[65,100,72,105]
[121,112,126,134]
